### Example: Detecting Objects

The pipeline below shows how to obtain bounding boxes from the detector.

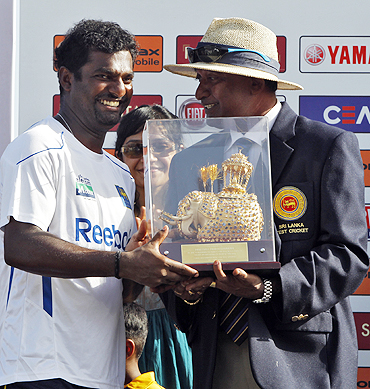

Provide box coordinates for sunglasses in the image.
[187,45,271,64]
[121,141,176,159]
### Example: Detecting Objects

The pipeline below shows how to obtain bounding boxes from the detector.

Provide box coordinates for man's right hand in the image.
[3,217,197,284]
[119,225,199,289]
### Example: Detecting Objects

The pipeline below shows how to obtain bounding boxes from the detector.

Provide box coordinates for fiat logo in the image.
[178,98,206,129]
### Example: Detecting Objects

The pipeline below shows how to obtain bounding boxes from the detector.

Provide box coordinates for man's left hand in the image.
[125,217,150,252]
[212,260,264,300]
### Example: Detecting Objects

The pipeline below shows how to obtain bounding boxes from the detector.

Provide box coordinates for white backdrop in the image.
[1,0,370,385]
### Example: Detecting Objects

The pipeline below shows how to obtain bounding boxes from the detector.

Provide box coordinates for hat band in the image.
[196,42,280,76]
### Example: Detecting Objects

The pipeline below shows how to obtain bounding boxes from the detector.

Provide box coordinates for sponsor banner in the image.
[178,97,205,119]
[299,96,370,133]
[354,268,370,295]
[134,36,163,72]
[355,313,370,350]
[176,36,203,64]
[277,36,287,73]
[53,35,163,72]
[176,35,286,72]
[175,95,206,131]
[53,35,65,71]
[300,36,370,73]
[362,151,370,187]
[175,95,202,118]
[358,368,370,388]
[53,95,60,116]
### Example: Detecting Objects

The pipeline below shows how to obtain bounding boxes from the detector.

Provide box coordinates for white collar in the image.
[225,100,281,151]
[265,100,281,132]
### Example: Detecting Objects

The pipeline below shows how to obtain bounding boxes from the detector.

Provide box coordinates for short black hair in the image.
[123,302,148,359]
[115,104,182,160]
[54,19,139,94]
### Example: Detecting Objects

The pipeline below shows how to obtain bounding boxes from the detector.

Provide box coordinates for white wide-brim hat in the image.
[164,17,303,91]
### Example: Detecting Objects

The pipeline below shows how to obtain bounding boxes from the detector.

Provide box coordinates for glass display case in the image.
[143,116,279,276]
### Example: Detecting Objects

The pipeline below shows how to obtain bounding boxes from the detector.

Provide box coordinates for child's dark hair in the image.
[123,302,148,359]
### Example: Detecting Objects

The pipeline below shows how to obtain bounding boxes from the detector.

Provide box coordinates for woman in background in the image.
[115,104,192,389]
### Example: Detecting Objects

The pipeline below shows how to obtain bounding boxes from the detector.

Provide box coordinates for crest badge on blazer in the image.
[273,184,313,241]
[273,186,307,221]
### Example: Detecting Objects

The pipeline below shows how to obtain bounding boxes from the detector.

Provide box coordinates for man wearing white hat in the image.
[159,17,368,388]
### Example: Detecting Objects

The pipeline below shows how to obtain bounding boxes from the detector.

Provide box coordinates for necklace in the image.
[56,113,74,136]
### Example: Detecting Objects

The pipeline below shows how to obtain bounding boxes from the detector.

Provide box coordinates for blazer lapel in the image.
[269,102,297,187]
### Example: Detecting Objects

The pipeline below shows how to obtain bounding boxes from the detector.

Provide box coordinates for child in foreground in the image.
[124,302,165,389]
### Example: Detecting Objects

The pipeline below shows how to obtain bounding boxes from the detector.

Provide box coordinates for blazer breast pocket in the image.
[273,182,315,242]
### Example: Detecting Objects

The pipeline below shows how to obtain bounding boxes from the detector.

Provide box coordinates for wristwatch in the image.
[253,278,272,304]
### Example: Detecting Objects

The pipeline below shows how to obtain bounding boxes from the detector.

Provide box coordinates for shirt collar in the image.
[265,100,281,131]
[225,100,281,151]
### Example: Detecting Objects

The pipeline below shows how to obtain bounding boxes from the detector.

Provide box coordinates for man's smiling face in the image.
[195,69,261,118]
[69,49,134,131]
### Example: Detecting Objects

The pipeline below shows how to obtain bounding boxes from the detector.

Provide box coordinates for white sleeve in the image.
[0,140,58,232]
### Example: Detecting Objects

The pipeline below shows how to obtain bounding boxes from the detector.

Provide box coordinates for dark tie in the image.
[219,292,250,346]
[218,137,254,346]
[217,136,263,346]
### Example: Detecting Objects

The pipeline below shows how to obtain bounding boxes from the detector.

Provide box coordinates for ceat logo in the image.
[304,44,325,65]
[299,96,370,133]
[134,36,163,72]
[300,36,370,73]
[176,35,287,72]
[53,35,163,73]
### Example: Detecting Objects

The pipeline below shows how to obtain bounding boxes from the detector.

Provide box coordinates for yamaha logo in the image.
[300,36,370,73]
[304,44,325,65]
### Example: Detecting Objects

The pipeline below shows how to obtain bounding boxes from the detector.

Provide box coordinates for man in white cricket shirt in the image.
[0,19,197,389]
